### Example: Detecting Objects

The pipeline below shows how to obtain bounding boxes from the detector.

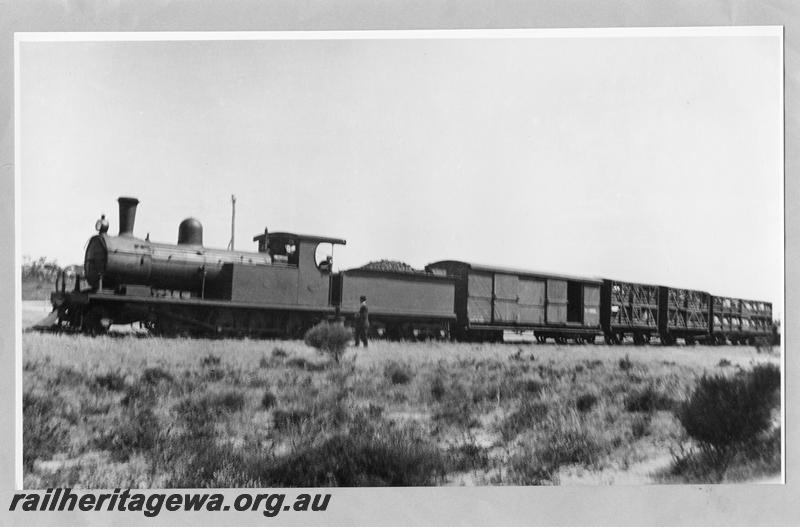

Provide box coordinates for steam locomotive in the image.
[49,197,775,345]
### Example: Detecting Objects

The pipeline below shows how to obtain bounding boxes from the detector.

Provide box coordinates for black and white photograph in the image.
[16,28,783,493]
[4,0,799,523]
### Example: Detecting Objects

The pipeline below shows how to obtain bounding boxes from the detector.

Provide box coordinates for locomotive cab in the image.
[253,231,345,274]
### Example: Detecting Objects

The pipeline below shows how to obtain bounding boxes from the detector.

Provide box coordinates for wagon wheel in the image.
[684,336,695,346]
[585,335,596,345]
[616,332,626,345]
[633,333,645,346]
[575,336,585,344]
[604,334,614,345]
[536,335,547,344]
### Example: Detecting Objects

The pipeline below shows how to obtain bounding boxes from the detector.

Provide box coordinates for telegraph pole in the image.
[227,194,236,250]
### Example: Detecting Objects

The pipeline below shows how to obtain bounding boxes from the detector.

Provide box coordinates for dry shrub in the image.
[141,367,174,385]
[498,400,549,440]
[200,354,221,368]
[509,426,602,485]
[286,357,326,372]
[447,442,491,472]
[178,390,245,417]
[95,406,160,462]
[261,391,277,409]
[619,355,633,372]
[92,372,127,392]
[257,419,446,486]
[384,362,413,385]
[273,408,313,431]
[271,347,289,359]
[625,384,675,413]
[430,375,447,402]
[304,322,352,363]
[433,401,480,429]
[631,414,651,439]
[575,393,598,413]
[677,364,780,470]
[515,378,546,396]
[23,392,72,471]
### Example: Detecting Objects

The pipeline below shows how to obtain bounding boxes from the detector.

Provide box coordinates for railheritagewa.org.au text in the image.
[10,488,331,517]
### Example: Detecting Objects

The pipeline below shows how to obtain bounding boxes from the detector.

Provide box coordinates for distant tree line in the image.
[21,256,82,282]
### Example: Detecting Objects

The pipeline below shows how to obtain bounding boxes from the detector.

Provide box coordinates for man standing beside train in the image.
[355,295,369,348]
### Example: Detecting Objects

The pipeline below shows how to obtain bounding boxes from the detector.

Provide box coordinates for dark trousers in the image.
[355,326,368,347]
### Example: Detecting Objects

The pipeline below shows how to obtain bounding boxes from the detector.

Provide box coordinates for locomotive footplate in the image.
[61,290,337,337]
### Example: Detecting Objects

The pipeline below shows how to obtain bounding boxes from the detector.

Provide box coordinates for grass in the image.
[21,332,781,488]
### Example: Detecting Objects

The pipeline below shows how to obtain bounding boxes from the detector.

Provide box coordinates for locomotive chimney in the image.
[118,197,139,237]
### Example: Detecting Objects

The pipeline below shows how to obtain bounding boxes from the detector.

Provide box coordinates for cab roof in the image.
[252,231,346,245]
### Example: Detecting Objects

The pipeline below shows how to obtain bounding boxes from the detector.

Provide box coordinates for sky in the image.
[18,29,783,313]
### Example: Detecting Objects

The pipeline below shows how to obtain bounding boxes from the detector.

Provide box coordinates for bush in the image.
[538,428,601,469]
[121,383,157,407]
[273,409,312,431]
[619,355,633,371]
[200,354,221,368]
[141,367,174,385]
[625,384,675,413]
[92,372,127,392]
[23,392,71,471]
[498,400,548,440]
[516,378,545,396]
[748,363,781,402]
[175,391,245,417]
[433,401,479,429]
[261,391,277,409]
[673,364,780,481]
[575,393,598,413]
[286,357,326,372]
[631,414,651,439]
[256,421,447,486]
[447,443,490,472]
[204,391,246,414]
[97,407,160,462]
[304,322,352,363]
[509,427,601,485]
[662,427,782,484]
[676,364,781,471]
[430,375,446,402]
[384,362,413,385]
